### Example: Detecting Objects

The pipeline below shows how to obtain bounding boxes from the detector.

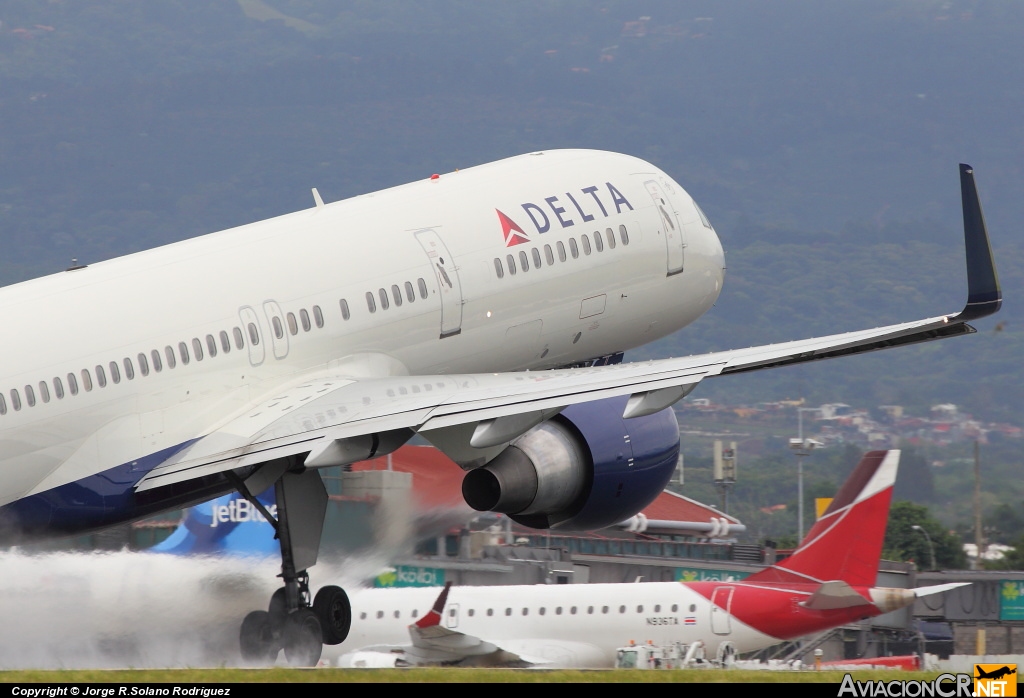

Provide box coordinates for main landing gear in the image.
[232,463,352,666]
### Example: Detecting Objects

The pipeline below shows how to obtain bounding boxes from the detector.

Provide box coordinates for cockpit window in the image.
[694,201,713,229]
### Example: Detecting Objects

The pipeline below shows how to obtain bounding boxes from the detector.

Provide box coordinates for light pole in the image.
[788,407,822,542]
[911,525,937,571]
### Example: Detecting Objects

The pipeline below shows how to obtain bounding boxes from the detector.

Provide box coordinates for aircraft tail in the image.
[748,450,899,587]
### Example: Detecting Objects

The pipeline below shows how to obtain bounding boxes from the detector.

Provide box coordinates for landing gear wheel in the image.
[283,608,323,667]
[313,585,351,645]
[268,587,288,628]
[239,610,278,664]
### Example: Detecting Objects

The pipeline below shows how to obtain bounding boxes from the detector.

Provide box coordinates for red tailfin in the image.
[747,450,899,587]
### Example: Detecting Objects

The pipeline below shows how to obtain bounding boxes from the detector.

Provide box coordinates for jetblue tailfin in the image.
[748,450,899,587]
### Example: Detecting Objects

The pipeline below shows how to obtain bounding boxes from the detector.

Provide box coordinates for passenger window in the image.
[81,369,93,392]
[53,376,64,399]
[38,381,50,403]
[494,258,504,279]
[151,349,163,372]
[0,393,6,415]
[271,317,284,340]
[391,284,402,307]
[378,288,389,310]
[606,227,616,249]
[417,278,428,299]
[138,353,150,376]
[582,235,592,255]
[192,337,203,361]
[619,224,629,245]
[68,373,79,395]
[220,330,231,353]
[247,323,259,346]
[338,301,349,322]
[404,281,415,302]
[286,313,298,336]
[557,241,567,262]
[594,231,604,252]
[233,327,245,349]
[366,292,376,313]
[519,250,529,271]
[179,342,190,365]
[25,385,35,407]
[109,361,120,384]
[206,335,217,357]
[165,346,177,369]
[636,605,643,613]
[545,244,555,265]
[506,254,517,275]
[123,358,134,380]
[11,388,21,411]
[569,238,579,258]
[300,308,312,330]
[313,305,324,328]
[532,247,542,268]
[96,365,107,388]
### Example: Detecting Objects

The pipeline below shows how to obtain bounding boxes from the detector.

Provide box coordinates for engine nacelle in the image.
[461,395,680,530]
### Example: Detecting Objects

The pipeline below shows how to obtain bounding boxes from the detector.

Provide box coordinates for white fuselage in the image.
[333,582,776,668]
[0,150,724,509]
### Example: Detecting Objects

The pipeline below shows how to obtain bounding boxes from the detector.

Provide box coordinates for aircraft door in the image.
[238,306,266,367]
[262,300,289,360]
[445,603,460,629]
[415,228,464,338]
[644,180,684,276]
[710,586,734,635]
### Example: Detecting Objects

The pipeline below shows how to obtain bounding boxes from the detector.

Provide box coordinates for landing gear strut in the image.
[233,461,352,666]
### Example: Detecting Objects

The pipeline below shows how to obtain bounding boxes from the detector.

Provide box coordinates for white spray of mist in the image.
[0,548,390,669]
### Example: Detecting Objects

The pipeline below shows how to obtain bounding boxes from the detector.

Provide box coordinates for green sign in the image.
[374,565,446,588]
[999,580,1024,620]
[676,567,750,583]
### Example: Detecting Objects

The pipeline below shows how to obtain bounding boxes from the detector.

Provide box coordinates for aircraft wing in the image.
[136,164,1000,492]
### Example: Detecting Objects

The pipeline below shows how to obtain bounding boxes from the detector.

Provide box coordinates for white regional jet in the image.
[0,150,1000,665]
[331,451,966,669]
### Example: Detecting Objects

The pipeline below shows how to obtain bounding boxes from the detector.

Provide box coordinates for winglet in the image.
[414,581,453,629]
[957,164,1001,321]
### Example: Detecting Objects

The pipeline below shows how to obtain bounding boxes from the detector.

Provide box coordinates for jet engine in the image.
[461,395,679,530]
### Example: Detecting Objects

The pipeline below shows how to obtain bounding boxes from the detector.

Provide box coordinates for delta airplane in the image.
[0,150,1000,666]
[325,451,967,669]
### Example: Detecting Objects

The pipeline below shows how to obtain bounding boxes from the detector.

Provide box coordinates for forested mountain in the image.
[1,0,1020,424]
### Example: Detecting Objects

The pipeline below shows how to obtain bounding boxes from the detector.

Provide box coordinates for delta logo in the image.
[495,182,634,247]
[974,664,1017,697]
